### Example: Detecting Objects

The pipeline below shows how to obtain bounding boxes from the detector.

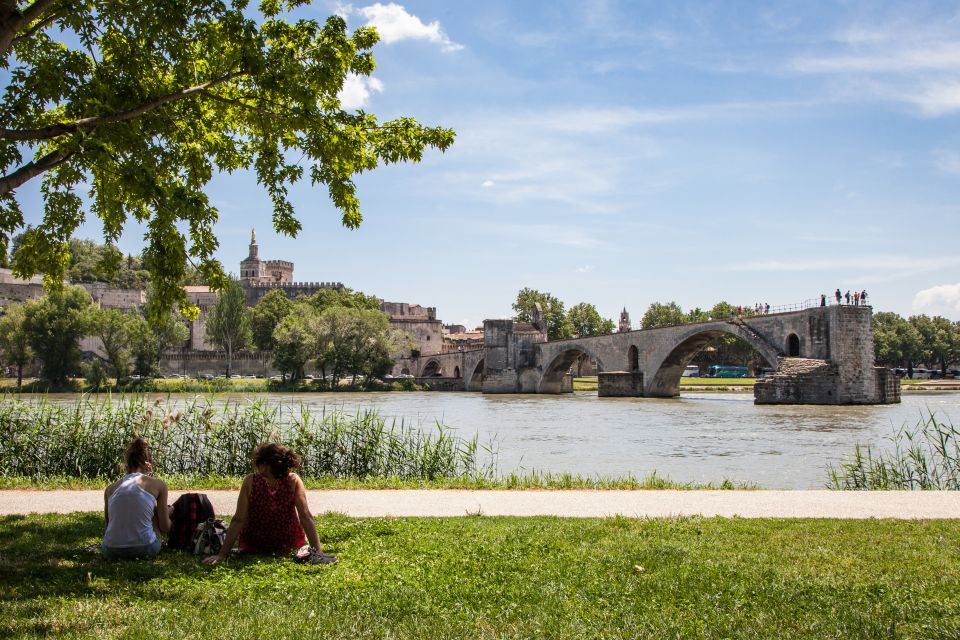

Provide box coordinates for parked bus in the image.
[682,365,700,377]
[706,364,750,378]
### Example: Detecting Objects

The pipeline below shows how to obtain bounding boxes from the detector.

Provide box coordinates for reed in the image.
[0,395,486,482]
[828,412,960,490]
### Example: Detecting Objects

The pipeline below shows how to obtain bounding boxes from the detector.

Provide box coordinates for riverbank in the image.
[2,513,958,638]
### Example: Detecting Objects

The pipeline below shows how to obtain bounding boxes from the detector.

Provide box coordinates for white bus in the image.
[682,365,700,378]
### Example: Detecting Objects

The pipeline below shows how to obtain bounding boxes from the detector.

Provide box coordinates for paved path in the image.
[1,490,959,519]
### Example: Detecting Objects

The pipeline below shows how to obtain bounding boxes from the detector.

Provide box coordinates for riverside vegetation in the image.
[829,412,960,490]
[0,396,736,490]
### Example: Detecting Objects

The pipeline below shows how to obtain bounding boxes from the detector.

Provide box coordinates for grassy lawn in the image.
[2,513,959,639]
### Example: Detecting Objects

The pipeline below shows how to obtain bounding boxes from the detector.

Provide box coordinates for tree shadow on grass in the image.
[0,512,382,601]
[0,513,213,603]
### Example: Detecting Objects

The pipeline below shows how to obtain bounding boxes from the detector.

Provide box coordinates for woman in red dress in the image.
[203,443,335,564]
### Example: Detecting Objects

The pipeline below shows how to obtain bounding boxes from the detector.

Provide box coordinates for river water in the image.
[34,390,960,489]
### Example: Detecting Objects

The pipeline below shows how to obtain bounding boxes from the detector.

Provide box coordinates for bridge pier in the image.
[598,371,644,397]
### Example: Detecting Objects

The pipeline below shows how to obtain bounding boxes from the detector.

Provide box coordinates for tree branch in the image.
[0,70,248,142]
[10,7,56,43]
[0,145,73,195]
[0,0,57,58]
[200,90,286,118]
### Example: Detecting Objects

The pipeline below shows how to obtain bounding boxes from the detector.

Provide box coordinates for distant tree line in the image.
[0,285,188,388]
[248,287,413,384]
[873,312,960,376]
[0,234,204,289]
[0,278,412,387]
[512,288,615,341]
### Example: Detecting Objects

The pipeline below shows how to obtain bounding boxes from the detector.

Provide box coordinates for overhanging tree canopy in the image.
[0,0,454,319]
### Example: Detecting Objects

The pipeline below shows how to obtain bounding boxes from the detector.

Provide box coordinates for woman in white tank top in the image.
[103,438,171,559]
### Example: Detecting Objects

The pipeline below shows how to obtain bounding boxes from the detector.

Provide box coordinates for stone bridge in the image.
[396,305,899,404]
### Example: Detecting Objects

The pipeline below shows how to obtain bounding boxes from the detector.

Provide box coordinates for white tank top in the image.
[103,473,158,548]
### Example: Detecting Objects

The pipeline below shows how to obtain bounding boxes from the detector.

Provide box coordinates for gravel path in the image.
[1,490,959,519]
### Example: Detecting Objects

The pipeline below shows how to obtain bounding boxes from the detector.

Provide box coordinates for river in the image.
[33,390,960,489]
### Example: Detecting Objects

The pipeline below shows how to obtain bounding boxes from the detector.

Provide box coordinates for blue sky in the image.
[19,0,960,327]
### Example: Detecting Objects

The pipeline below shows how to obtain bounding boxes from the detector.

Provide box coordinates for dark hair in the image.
[125,437,152,472]
[252,443,301,478]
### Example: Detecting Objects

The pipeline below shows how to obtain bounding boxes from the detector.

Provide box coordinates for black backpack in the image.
[168,493,215,551]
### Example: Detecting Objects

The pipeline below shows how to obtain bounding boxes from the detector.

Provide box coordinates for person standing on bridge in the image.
[821,294,826,307]
[835,289,842,304]
[854,291,860,306]
[861,290,868,305]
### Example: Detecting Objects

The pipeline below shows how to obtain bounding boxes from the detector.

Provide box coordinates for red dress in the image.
[238,473,306,553]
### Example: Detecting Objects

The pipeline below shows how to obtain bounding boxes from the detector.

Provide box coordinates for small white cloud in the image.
[903,81,960,116]
[912,283,960,319]
[934,151,960,176]
[338,73,384,109]
[333,2,353,19]
[355,3,463,52]
[481,179,495,188]
[576,265,594,274]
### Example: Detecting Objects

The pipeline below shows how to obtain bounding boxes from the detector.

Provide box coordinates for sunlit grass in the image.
[2,513,959,639]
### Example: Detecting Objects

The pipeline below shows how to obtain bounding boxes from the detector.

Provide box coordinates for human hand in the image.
[202,554,225,565]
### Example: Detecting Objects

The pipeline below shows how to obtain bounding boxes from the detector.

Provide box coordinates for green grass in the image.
[2,513,959,639]
[0,471,753,491]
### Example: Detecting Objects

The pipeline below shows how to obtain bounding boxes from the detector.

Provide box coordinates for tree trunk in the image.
[16,364,22,390]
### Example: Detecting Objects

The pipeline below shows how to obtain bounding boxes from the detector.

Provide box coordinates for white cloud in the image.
[338,73,384,109]
[912,283,960,319]
[787,25,960,116]
[791,43,960,74]
[724,255,960,275]
[481,179,495,188]
[905,82,960,116]
[934,150,960,176]
[355,3,463,52]
[576,265,594,274]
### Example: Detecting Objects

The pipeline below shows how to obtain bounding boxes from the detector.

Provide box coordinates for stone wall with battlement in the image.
[242,280,344,305]
[380,302,436,320]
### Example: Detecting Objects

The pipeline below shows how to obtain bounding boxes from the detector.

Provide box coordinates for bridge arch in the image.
[539,346,606,394]
[453,366,461,378]
[465,358,484,391]
[420,359,442,377]
[628,345,639,372]
[646,323,780,397]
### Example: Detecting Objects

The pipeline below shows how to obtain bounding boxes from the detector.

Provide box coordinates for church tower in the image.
[618,307,631,332]
[239,228,265,283]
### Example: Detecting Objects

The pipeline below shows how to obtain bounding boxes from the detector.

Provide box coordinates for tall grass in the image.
[0,395,486,482]
[829,412,960,490]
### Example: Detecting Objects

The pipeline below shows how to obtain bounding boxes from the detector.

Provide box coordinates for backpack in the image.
[168,493,215,551]
[193,518,228,555]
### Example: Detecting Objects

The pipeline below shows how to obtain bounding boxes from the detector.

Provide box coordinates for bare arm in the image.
[155,482,171,534]
[204,475,251,564]
[293,474,322,551]
[103,481,118,526]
